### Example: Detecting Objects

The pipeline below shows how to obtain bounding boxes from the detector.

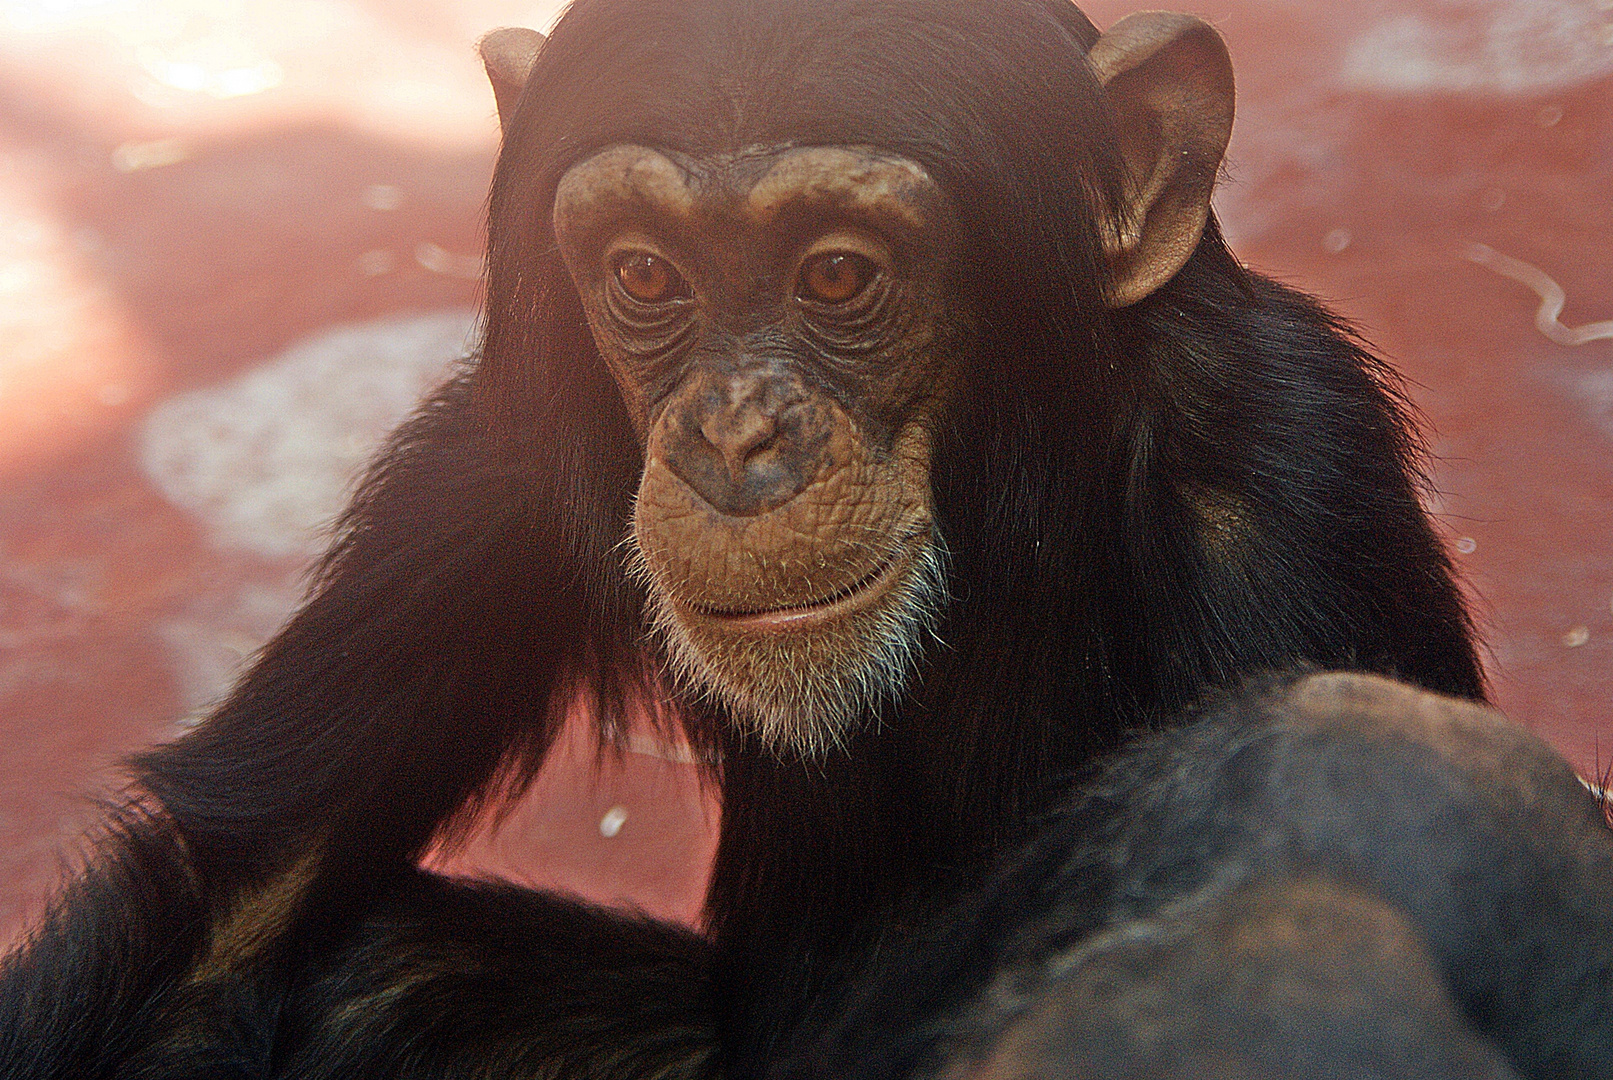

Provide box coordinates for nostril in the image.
[660,370,817,516]
[700,405,779,483]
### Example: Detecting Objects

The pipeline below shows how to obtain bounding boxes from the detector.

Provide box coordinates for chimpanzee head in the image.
[474,0,1233,755]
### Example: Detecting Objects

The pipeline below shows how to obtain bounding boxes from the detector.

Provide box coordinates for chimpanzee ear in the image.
[1088,13,1234,307]
[479,27,547,133]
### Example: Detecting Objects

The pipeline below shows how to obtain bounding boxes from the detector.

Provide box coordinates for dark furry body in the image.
[8,0,1590,1077]
[788,674,1613,1080]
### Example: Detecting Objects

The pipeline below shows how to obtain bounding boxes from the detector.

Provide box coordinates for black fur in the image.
[0,1,1528,1078]
[787,672,1613,1080]
[276,874,717,1080]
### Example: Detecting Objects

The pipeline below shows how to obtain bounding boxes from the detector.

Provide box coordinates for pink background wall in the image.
[1,0,1609,947]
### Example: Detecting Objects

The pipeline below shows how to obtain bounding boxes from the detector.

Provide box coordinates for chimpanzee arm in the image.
[941,875,1523,1080]
[0,814,274,1079]
[796,672,1613,1080]
[1066,671,1613,1079]
[0,374,651,1074]
[275,873,717,1080]
[134,375,597,909]
[0,845,716,1080]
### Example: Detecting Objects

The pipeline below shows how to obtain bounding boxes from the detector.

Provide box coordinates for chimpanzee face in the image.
[503,6,1236,755]
[554,143,966,753]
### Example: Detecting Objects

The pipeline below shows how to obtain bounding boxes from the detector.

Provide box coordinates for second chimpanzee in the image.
[3,1,1609,1079]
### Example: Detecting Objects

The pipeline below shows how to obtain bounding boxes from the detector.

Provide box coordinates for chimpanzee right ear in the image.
[479,27,546,133]
[1088,13,1234,308]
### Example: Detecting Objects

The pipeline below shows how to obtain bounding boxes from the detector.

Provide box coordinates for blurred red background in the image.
[1,0,1609,947]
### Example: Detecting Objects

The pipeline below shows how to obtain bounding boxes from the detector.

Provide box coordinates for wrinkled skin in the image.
[555,144,965,752]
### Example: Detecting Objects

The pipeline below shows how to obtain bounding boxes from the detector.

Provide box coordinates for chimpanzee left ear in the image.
[479,27,546,133]
[1088,12,1234,307]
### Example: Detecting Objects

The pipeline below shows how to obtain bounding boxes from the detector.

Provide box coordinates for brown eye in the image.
[798,252,875,304]
[614,252,686,304]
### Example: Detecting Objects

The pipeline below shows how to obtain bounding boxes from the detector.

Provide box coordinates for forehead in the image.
[552,143,952,236]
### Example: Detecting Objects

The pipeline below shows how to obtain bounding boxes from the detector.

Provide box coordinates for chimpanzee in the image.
[789,672,1613,1080]
[2,1,1608,1078]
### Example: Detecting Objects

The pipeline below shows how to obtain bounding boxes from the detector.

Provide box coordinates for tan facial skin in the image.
[554,144,965,754]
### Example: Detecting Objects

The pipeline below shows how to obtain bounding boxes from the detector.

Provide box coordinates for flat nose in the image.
[661,368,825,516]
[700,392,778,485]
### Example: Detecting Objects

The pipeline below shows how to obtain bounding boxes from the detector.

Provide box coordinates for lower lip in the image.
[685,545,913,633]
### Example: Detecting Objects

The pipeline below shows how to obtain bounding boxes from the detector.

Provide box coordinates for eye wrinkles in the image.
[602,239,890,317]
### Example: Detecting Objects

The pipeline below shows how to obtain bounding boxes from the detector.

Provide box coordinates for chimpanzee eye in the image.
[797,252,876,305]
[613,252,689,304]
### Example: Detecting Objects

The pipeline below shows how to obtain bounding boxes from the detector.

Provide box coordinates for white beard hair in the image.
[627,528,950,757]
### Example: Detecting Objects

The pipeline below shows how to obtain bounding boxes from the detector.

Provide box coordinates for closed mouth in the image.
[681,541,916,633]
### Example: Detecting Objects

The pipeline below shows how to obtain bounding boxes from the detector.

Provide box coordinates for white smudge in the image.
[111,138,191,173]
[1576,370,1613,442]
[140,309,478,560]
[357,249,396,276]
[599,805,628,838]
[415,241,482,279]
[1466,244,1613,347]
[627,732,699,764]
[361,184,404,211]
[1343,1,1613,94]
